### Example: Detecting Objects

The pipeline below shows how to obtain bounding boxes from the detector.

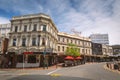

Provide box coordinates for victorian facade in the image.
[8,13,58,54]
[57,32,92,55]
[102,44,113,56]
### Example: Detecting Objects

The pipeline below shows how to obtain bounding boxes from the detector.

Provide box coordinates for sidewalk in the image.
[0,63,63,71]
[104,65,120,74]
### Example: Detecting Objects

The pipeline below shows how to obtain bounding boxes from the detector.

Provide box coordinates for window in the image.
[24,25,27,32]
[58,37,60,41]
[22,38,26,46]
[42,38,45,46]
[79,41,80,45]
[67,38,69,43]
[13,39,16,46]
[33,24,37,31]
[62,46,64,51]
[82,49,84,53]
[38,35,40,46]
[71,40,73,43]
[32,38,36,46]
[43,25,46,31]
[58,46,60,51]
[75,40,77,44]
[28,55,36,63]
[29,24,31,30]
[15,26,18,32]
[63,38,64,42]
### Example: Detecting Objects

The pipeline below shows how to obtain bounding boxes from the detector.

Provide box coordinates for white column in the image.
[29,36,32,46]
[37,23,39,31]
[9,38,12,47]
[40,37,42,46]
[41,25,43,31]
[26,36,28,47]
[19,36,22,46]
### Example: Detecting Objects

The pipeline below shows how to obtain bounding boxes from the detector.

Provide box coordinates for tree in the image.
[65,43,80,57]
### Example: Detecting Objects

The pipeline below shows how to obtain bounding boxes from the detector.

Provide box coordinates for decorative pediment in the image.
[8,48,18,53]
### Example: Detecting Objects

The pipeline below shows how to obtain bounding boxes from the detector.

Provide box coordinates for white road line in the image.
[47,68,61,75]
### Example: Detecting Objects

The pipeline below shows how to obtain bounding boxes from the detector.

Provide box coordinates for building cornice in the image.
[58,32,91,42]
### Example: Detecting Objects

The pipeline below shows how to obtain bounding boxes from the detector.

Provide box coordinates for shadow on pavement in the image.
[8,75,92,80]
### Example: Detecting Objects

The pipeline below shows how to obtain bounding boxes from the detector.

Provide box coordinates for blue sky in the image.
[0,0,120,45]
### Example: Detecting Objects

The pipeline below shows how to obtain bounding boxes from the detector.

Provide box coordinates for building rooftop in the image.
[58,32,91,41]
[12,13,50,20]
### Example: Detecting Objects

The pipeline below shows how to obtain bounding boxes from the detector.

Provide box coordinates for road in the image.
[0,63,120,80]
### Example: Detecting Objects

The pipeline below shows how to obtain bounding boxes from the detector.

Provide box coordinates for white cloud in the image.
[0,17,10,24]
[56,0,120,45]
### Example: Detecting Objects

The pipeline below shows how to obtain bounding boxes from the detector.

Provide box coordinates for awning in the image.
[75,56,82,60]
[23,52,33,54]
[64,56,74,60]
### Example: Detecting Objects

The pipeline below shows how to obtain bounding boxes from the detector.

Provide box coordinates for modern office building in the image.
[89,34,109,45]
[58,32,92,55]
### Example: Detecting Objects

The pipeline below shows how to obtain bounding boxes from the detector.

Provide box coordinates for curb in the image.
[0,65,61,71]
[104,65,120,74]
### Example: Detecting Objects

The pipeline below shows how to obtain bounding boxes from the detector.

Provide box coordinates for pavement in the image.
[0,62,120,80]
[104,64,120,74]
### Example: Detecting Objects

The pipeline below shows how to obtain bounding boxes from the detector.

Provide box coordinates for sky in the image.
[0,0,120,45]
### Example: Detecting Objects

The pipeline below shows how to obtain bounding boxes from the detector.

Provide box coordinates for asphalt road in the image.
[0,63,120,80]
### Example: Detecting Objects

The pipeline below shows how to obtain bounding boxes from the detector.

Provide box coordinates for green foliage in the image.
[65,43,80,57]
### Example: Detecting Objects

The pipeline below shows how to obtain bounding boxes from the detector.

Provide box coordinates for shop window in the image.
[17,55,23,63]
[62,46,64,51]
[28,55,36,63]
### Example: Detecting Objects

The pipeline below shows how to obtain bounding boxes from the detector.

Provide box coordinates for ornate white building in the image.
[8,13,58,54]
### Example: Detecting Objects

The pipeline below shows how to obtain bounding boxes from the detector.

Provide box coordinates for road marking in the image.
[50,74,61,77]
[47,68,61,75]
